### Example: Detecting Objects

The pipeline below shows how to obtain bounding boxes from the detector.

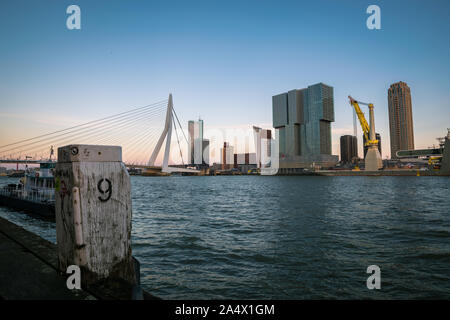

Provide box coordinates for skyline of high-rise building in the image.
[221,142,234,170]
[188,119,209,165]
[388,81,415,158]
[253,126,272,169]
[272,82,338,169]
[202,139,210,166]
[340,135,358,164]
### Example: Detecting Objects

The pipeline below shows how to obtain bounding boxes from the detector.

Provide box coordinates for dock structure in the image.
[0,216,93,300]
[0,216,159,300]
[0,144,160,300]
[55,144,137,286]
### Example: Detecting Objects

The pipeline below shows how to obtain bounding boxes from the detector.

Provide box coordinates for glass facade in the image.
[273,83,335,159]
[340,135,358,163]
[188,119,208,165]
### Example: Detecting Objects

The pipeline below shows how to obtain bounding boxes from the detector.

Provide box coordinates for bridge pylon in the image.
[147,94,173,171]
[147,94,199,174]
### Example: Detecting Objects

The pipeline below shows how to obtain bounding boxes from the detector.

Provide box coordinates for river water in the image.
[1,175,449,299]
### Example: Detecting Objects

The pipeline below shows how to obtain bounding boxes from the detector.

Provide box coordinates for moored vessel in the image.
[0,160,55,218]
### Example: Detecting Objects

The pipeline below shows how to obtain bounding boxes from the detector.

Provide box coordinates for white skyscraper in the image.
[253,126,272,168]
[188,119,209,165]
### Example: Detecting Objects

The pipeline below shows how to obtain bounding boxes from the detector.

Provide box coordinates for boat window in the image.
[40,162,56,169]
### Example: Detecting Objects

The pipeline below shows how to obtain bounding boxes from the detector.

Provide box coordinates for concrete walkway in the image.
[0,216,159,300]
[0,216,93,300]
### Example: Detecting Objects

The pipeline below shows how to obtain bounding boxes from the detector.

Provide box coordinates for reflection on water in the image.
[1,176,449,299]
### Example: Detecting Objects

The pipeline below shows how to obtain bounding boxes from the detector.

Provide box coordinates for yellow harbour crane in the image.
[348,96,382,171]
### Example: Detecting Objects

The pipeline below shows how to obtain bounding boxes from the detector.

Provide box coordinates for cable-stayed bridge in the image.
[0,94,199,174]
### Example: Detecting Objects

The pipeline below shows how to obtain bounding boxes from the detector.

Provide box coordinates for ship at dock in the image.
[0,161,55,218]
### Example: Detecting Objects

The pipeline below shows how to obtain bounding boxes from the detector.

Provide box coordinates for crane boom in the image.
[348,95,383,170]
[348,96,378,146]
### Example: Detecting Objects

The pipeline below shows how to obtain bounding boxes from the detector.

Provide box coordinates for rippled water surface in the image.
[1,175,449,299]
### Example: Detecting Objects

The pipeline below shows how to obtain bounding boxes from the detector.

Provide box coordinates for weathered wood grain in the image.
[55,145,136,286]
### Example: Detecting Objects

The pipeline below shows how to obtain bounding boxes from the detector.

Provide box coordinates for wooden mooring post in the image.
[54,145,137,294]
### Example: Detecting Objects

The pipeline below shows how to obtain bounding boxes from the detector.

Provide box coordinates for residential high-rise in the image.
[188,119,209,165]
[388,81,414,158]
[272,83,338,169]
[363,133,382,158]
[340,135,358,164]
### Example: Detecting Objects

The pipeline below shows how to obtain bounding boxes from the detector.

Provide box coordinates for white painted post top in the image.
[57,145,122,163]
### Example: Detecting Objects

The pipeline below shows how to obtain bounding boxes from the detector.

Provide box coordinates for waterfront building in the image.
[388,81,415,158]
[233,153,257,173]
[363,133,382,159]
[221,142,234,170]
[202,139,210,165]
[253,126,272,168]
[188,119,209,165]
[272,82,338,169]
[340,135,358,164]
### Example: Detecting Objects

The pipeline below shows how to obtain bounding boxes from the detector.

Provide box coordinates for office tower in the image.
[188,119,209,165]
[221,142,234,170]
[188,120,198,164]
[388,81,414,158]
[363,133,382,158]
[253,126,272,168]
[272,83,338,168]
[340,135,358,164]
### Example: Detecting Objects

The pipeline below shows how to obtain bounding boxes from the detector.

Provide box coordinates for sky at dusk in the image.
[1,0,450,163]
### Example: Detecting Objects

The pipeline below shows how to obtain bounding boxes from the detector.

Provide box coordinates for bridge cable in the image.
[121,126,164,164]
[172,107,189,145]
[172,114,185,166]
[0,104,166,156]
[0,99,168,149]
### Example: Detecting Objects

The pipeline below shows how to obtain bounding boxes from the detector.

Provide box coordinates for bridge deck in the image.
[125,164,200,173]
